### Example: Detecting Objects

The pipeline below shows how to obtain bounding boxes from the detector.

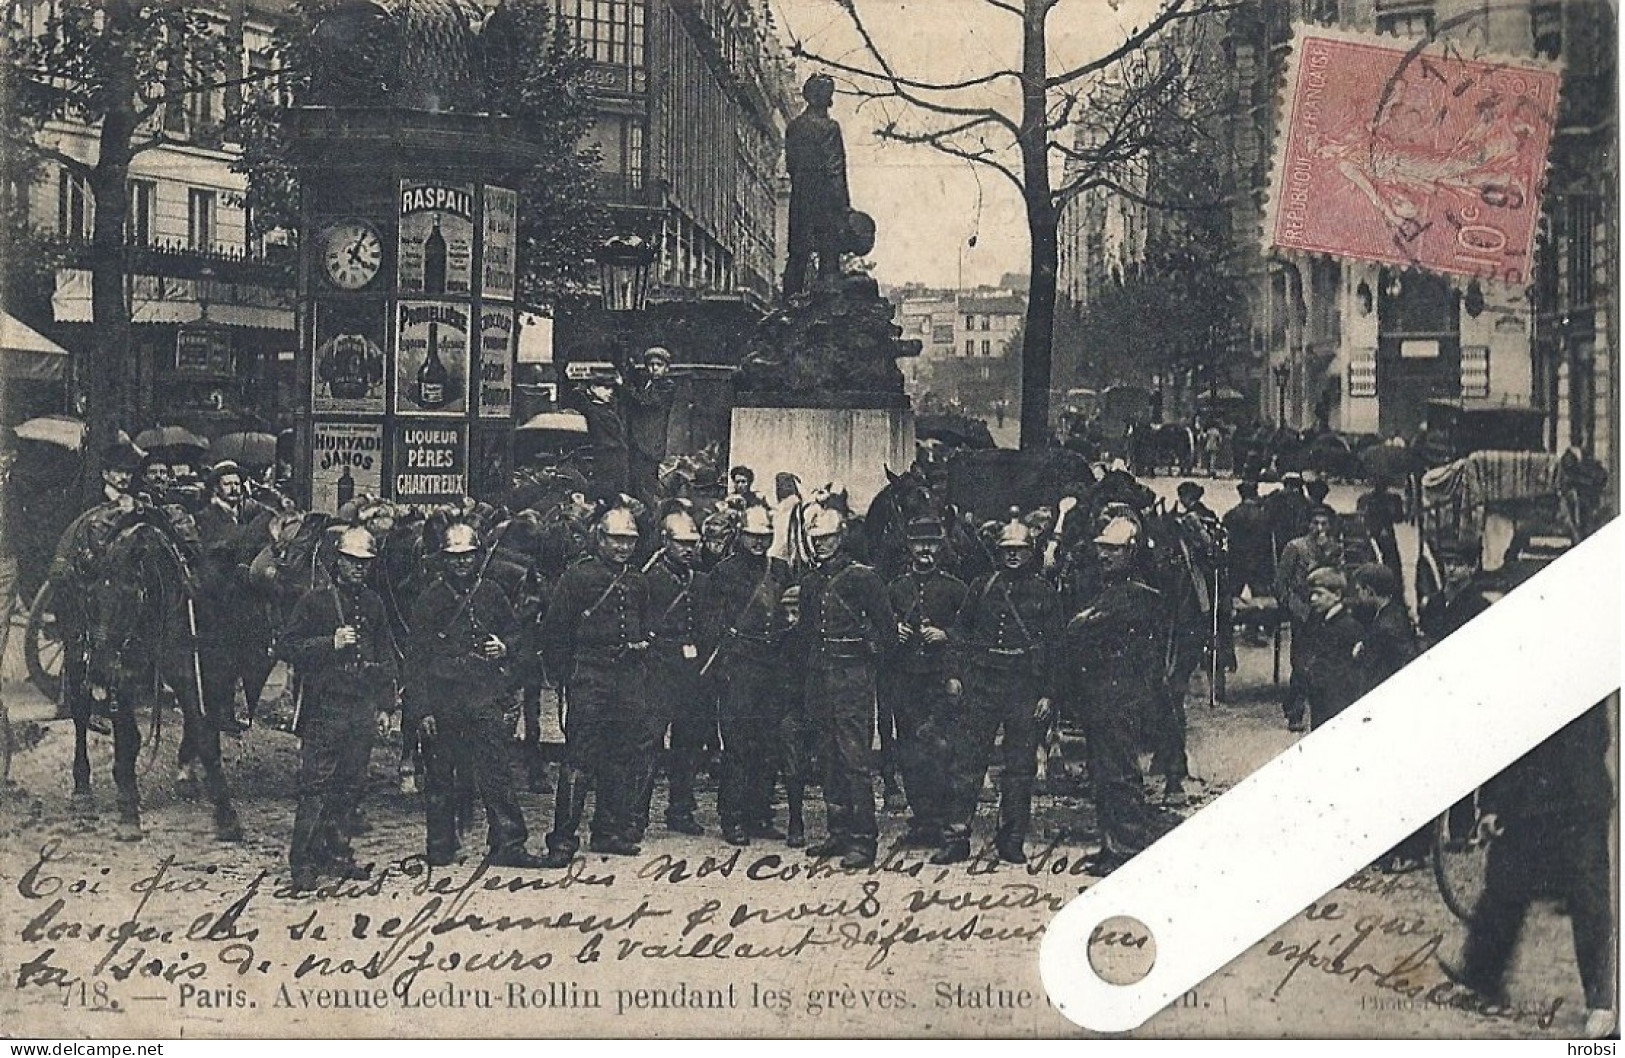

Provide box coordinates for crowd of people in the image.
[22,429,1442,885]
[4,424,1615,1032]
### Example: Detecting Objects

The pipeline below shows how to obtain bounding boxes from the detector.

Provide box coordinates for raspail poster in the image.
[397,180,474,296]
[394,300,469,417]
[311,299,387,415]
[481,184,518,303]
[390,421,468,508]
[477,307,516,420]
[310,421,385,513]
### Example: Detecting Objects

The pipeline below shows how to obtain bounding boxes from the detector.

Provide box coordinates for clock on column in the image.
[319,218,384,290]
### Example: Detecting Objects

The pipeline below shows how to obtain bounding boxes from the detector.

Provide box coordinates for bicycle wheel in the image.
[1432,807,1491,922]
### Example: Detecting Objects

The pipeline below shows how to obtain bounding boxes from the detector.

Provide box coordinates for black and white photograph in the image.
[0,0,1618,1042]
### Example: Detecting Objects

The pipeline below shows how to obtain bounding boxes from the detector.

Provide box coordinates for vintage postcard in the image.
[0,0,1617,1041]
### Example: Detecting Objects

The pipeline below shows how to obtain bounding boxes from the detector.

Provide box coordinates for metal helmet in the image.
[1094,516,1140,547]
[660,510,701,542]
[442,522,481,554]
[905,516,946,541]
[599,506,641,539]
[996,510,1035,549]
[334,526,378,560]
[804,504,844,539]
[739,505,773,537]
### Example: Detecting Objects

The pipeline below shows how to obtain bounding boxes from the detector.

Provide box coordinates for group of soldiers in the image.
[271,486,1188,887]
[45,432,1414,891]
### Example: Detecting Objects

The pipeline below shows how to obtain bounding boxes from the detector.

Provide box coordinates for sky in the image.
[769,0,1167,291]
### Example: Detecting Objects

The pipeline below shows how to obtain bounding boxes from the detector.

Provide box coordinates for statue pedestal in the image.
[729,403,915,511]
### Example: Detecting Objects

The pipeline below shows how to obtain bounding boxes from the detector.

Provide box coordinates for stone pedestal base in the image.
[729,405,915,512]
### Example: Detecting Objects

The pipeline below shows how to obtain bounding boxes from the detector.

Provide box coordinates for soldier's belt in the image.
[985,646,1032,657]
[818,636,871,660]
[730,629,776,644]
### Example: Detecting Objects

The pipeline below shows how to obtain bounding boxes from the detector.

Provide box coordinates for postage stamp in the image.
[1268,25,1561,284]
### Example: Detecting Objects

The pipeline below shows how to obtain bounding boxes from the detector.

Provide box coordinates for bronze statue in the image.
[783,74,853,298]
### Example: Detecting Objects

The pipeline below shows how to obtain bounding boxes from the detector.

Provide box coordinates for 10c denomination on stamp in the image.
[1269,26,1560,283]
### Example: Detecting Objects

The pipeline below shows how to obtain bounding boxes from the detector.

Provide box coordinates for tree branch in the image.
[16,141,93,181]
[975,0,1025,15]
[1046,0,1217,89]
[876,124,1024,192]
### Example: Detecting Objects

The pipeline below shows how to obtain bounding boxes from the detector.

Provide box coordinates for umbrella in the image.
[518,411,588,433]
[211,431,278,468]
[135,425,210,455]
[13,415,85,450]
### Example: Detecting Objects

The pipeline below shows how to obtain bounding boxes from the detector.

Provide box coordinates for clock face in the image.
[320,220,384,290]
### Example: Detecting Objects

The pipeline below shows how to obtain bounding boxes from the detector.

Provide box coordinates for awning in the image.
[1,310,69,381]
[52,268,295,330]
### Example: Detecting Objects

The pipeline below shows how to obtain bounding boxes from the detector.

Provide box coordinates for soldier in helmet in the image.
[538,506,652,862]
[705,504,797,845]
[790,503,896,868]
[932,512,1061,866]
[1066,516,1172,875]
[277,527,399,891]
[408,521,546,868]
[632,509,711,838]
[883,516,968,847]
[698,509,738,572]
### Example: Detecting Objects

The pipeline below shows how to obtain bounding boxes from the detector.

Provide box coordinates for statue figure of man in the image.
[783,74,851,298]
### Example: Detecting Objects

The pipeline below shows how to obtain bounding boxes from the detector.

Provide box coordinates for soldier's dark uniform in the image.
[939,565,1060,859]
[407,571,527,864]
[194,495,274,733]
[538,553,650,855]
[883,565,967,841]
[637,551,710,834]
[706,549,795,840]
[1069,568,1168,869]
[278,581,398,882]
[796,553,895,861]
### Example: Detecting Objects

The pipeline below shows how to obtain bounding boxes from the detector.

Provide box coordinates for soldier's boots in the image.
[748,820,786,840]
[995,778,1032,863]
[785,782,806,848]
[840,846,876,870]
[723,826,752,847]
[804,836,844,858]
[489,847,551,870]
[543,767,589,866]
[588,834,642,856]
[930,838,972,866]
[898,821,941,848]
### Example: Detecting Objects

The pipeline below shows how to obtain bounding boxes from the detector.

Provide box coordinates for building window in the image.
[1531,3,1562,59]
[57,168,91,239]
[188,188,215,251]
[126,179,154,246]
[558,0,641,70]
[964,314,974,329]
[981,316,990,331]
[964,340,975,356]
[982,339,991,356]
[1374,3,1434,38]
[628,120,645,190]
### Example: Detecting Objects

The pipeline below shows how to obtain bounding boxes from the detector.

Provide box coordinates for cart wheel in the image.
[23,580,65,707]
[1432,803,1491,922]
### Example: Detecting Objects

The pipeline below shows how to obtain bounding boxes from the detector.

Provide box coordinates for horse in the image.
[77,515,242,842]
[862,463,950,580]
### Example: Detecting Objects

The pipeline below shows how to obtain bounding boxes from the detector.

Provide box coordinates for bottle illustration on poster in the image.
[398,181,473,295]
[395,300,468,415]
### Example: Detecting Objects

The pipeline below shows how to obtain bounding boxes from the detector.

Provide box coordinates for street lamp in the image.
[1272,361,1291,429]
[598,233,658,312]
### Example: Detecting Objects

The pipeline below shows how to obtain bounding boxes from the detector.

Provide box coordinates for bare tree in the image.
[793,0,1233,447]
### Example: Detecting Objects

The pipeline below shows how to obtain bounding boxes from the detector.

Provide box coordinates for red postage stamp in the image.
[1268,27,1560,284]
